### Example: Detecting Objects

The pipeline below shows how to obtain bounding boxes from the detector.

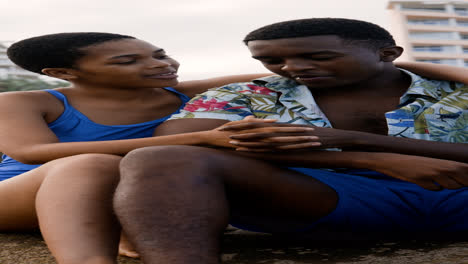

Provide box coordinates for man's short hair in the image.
[243,18,396,50]
[7,32,135,74]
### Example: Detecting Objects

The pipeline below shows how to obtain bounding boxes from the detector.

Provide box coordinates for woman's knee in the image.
[42,154,122,182]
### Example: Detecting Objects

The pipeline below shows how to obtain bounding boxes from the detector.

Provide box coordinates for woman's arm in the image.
[395,61,468,84]
[0,93,278,164]
[174,73,272,97]
[0,92,227,164]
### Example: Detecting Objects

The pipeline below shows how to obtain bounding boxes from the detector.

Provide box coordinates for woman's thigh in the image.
[0,154,122,231]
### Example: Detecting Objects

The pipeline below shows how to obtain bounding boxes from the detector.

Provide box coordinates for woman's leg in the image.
[0,167,49,230]
[35,154,122,264]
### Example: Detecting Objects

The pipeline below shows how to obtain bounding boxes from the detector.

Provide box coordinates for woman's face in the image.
[72,38,180,89]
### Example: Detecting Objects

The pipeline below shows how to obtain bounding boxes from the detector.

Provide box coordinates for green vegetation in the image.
[0,77,68,92]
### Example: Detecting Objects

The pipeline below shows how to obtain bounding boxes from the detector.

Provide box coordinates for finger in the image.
[452,174,468,186]
[256,136,319,143]
[229,129,315,139]
[276,142,322,149]
[242,115,276,121]
[243,115,256,121]
[436,177,465,189]
[230,141,280,148]
[220,122,306,131]
[417,181,443,191]
[242,116,277,122]
[220,117,277,129]
[235,147,274,152]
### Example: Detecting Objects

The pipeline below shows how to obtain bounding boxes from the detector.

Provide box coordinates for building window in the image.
[416,59,458,66]
[457,20,468,27]
[455,7,468,16]
[409,32,454,39]
[463,47,468,53]
[408,19,449,26]
[401,5,446,12]
[413,46,456,52]
[461,34,468,39]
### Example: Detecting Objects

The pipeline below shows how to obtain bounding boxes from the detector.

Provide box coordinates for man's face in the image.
[247,35,386,90]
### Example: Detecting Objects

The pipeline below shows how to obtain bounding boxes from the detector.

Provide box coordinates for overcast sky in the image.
[1,0,391,80]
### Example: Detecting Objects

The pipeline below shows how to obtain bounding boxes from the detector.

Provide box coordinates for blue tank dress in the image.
[0,88,190,181]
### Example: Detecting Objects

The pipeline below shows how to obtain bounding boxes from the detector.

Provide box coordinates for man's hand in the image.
[220,122,363,151]
[364,153,468,191]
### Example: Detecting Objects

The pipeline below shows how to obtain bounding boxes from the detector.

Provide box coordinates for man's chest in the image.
[250,94,399,134]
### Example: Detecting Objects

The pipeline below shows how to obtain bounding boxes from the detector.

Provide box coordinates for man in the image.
[113,18,468,264]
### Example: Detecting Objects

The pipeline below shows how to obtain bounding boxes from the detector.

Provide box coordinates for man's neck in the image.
[311,67,411,98]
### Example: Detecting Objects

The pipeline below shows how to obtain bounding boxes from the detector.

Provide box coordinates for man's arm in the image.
[155,119,468,191]
[221,123,468,163]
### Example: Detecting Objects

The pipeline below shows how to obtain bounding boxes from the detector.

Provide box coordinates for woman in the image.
[0,32,281,264]
[1,32,466,264]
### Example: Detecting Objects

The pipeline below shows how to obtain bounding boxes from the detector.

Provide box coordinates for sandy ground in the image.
[1,230,468,264]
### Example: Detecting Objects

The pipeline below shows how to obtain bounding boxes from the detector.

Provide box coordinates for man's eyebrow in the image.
[109,49,165,59]
[252,51,342,59]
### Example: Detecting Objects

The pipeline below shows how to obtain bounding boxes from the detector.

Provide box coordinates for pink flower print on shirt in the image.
[237,85,274,95]
[184,97,230,112]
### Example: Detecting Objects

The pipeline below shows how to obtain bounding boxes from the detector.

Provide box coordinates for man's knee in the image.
[121,146,219,173]
[119,146,225,185]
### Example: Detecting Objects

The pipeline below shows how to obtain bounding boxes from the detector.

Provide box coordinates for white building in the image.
[0,41,40,80]
[388,0,468,67]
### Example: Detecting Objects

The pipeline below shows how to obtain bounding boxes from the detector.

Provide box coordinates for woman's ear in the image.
[41,68,78,81]
[379,46,404,62]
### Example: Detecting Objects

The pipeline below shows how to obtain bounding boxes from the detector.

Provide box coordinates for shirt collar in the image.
[252,75,301,92]
[397,68,442,104]
[253,70,443,105]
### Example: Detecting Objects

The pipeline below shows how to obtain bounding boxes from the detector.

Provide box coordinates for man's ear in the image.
[379,46,404,62]
[41,68,79,81]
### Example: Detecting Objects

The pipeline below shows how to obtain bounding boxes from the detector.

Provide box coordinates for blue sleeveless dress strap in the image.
[0,87,190,181]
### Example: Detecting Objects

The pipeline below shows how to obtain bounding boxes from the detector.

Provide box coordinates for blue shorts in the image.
[232,168,468,234]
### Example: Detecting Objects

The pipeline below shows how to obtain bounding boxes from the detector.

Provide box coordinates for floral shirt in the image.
[170,70,468,143]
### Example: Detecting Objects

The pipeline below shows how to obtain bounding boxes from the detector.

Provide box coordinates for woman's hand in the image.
[201,116,319,149]
[200,116,276,148]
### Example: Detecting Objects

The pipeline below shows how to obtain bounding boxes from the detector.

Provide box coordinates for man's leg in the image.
[114,146,338,264]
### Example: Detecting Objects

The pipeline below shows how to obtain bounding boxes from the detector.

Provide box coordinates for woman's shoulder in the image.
[0,89,64,113]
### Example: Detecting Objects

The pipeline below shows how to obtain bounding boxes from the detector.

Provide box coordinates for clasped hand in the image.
[212,116,361,152]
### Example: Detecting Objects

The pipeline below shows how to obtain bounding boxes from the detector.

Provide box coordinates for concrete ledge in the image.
[1,231,467,263]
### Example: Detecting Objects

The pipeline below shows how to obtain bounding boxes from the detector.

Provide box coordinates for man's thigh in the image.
[121,146,339,233]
